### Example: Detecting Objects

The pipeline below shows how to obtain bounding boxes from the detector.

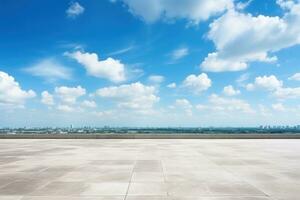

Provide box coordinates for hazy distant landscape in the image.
[1,126,300,135]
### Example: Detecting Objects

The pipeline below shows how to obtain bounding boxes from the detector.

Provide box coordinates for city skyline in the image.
[1,0,300,127]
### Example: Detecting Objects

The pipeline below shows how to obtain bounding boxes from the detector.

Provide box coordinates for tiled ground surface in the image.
[0,139,300,200]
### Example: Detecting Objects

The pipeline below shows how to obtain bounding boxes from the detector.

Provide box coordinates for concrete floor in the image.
[0,139,300,200]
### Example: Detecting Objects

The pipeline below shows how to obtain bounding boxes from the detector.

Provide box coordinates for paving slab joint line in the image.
[124,160,136,200]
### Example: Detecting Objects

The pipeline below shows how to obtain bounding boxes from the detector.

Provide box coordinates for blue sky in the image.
[1,0,300,127]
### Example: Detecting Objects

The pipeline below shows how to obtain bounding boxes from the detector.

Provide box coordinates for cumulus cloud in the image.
[223,85,240,96]
[246,75,283,91]
[41,91,54,106]
[288,72,300,81]
[171,47,189,60]
[66,2,85,18]
[55,86,86,105]
[277,0,298,10]
[57,104,75,112]
[174,98,193,116]
[112,0,233,23]
[81,100,97,108]
[201,1,300,72]
[182,73,212,94]
[66,51,126,83]
[0,71,36,107]
[24,59,72,82]
[197,94,254,113]
[201,52,248,72]
[209,94,253,113]
[273,87,300,99]
[167,82,176,88]
[148,75,165,84]
[40,86,97,112]
[96,82,159,111]
[247,74,300,99]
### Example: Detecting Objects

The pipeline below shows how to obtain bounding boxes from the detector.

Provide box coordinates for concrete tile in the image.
[78,165,133,173]
[207,182,266,196]
[164,171,241,183]
[274,195,300,200]
[20,166,48,173]
[81,182,129,195]
[128,183,168,195]
[30,181,86,196]
[0,196,23,200]
[132,172,164,182]
[59,171,131,182]
[90,160,135,165]
[0,180,48,195]
[0,174,20,188]
[134,160,162,172]
[166,182,210,196]
[248,180,300,196]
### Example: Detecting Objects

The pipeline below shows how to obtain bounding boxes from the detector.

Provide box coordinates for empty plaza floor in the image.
[0,139,300,200]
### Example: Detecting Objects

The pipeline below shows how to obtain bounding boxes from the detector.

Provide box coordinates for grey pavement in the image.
[0,139,300,200]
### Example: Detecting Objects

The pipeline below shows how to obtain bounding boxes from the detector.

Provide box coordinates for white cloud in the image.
[81,100,97,108]
[57,104,75,112]
[201,52,249,72]
[272,103,286,111]
[0,71,36,107]
[24,58,72,82]
[288,72,300,81]
[96,82,159,111]
[197,94,254,113]
[148,75,165,84]
[113,0,233,23]
[167,82,176,88]
[108,45,135,56]
[273,87,300,99]
[55,86,86,105]
[245,83,255,91]
[174,98,193,116]
[66,2,85,18]
[171,47,189,60]
[246,75,283,91]
[182,73,212,94]
[246,74,300,99]
[41,87,96,112]
[223,85,240,96]
[209,94,253,113]
[236,73,250,86]
[41,91,54,106]
[175,99,192,108]
[66,51,126,83]
[236,0,253,10]
[277,0,297,10]
[201,2,300,72]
